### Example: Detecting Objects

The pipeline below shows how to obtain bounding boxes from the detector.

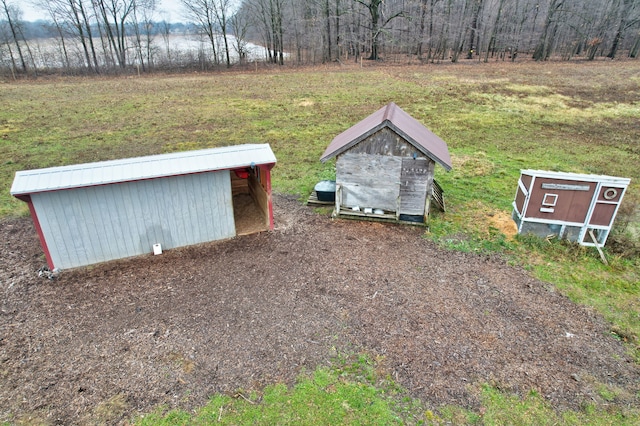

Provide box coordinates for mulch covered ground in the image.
[1,195,638,424]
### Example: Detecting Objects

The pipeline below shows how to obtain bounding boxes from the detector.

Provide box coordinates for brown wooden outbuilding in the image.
[320,102,452,223]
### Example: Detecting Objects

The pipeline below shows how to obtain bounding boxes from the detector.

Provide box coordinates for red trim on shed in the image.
[260,164,275,230]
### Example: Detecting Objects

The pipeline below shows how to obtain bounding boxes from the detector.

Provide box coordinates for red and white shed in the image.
[11,144,276,270]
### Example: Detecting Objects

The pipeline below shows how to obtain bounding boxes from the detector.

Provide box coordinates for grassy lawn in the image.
[136,354,636,425]
[1,61,638,424]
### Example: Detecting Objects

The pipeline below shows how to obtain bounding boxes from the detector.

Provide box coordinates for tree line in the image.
[1,0,639,76]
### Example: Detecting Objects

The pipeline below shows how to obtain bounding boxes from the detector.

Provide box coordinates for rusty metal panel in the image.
[515,187,526,214]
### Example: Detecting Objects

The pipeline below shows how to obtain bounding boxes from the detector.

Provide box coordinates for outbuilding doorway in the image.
[231,167,270,236]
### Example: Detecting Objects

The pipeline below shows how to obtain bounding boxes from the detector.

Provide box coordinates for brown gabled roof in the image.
[320,102,452,171]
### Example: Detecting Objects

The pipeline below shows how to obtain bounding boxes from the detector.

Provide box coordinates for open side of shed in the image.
[512,169,630,247]
[320,102,452,224]
[11,144,276,270]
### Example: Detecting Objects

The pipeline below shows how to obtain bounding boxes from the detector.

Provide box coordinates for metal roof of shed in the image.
[320,102,452,170]
[11,143,276,196]
[521,169,631,185]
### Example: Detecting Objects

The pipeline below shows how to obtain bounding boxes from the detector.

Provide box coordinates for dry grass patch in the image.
[93,393,129,425]
[450,152,495,177]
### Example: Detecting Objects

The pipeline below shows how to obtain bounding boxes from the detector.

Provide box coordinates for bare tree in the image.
[607,0,640,58]
[231,5,251,63]
[324,0,332,61]
[450,0,471,62]
[270,0,285,64]
[508,0,538,61]
[581,0,617,60]
[353,0,405,60]
[533,0,565,61]
[414,0,440,60]
[131,0,157,71]
[288,0,303,63]
[158,19,172,66]
[243,0,285,64]
[181,0,222,66]
[1,0,28,72]
[42,0,101,72]
[466,0,482,59]
[212,0,234,67]
[335,0,343,59]
[484,0,507,62]
[93,0,137,68]
[35,0,73,68]
[6,0,640,74]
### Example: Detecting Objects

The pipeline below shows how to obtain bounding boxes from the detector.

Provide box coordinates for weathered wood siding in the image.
[231,172,249,194]
[347,128,422,158]
[336,153,401,211]
[333,127,440,219]
[248,169,269,227]
[399,158,431,215]
[31,171,234,269]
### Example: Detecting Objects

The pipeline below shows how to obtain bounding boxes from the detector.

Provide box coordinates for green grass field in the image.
[1,61,638,424]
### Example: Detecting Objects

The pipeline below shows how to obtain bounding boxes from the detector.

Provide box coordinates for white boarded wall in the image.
[337,153,401,211]
[32,171,234,269]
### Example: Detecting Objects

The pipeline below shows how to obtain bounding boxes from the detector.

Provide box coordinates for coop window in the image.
[542,193,558,206]
[540,193,558,213]
[603,188,618,200]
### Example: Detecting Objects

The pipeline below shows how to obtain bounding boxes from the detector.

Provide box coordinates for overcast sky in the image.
[20,0,186,22]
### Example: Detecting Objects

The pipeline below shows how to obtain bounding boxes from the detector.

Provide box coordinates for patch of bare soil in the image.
[1,195,638,424]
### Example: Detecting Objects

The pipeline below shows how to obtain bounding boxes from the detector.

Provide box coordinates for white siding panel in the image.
[175,176,194,245]
[32,171,235,269]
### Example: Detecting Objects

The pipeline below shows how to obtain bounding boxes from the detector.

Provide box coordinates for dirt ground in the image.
[1,195,638,424]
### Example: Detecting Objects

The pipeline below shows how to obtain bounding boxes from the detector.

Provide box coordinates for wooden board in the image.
[399,157,429,215]
[334,209,427,227]
[231,173,250,194]
[307,191,334,206]
[336,153,401,211]
[248,173,270,228]
[431,180,446,212]
[347,127,422,158]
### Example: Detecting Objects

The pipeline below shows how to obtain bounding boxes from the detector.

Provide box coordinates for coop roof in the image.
[520,169,631,185]
[320,102,452,170]
[11,144,276,196]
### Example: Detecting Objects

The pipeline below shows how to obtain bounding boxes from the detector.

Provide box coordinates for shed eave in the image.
[10,161,276,198]
[386,122,452,171]
[521,169,631,185]
[320,121,452,171]
[10,144,277,197]
[320,122,387,162]
[320,103,452,170]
